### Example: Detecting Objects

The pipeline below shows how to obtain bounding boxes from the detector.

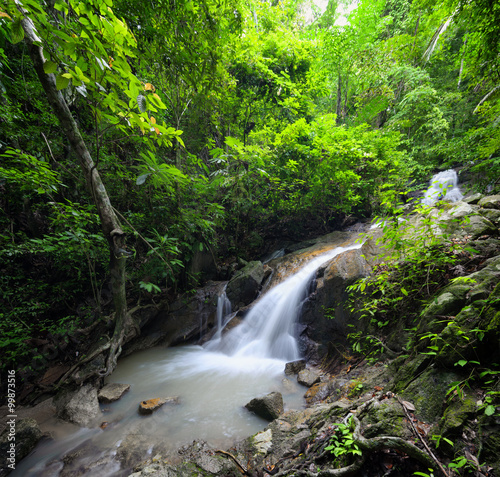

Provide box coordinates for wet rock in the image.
[245,392,283,421]
[60,439,122,477]
[54,384,102,427]
[481,207,500,225]
[0,418,42,474]
[138,397,179,415]
[300,246,374,361]
[226,260,266,309]
[176,440,242,475]
[98,383,130,403]
[284,359,306,375]
[116,433,159,470]
[123,281,226,355]
[297,368,321,387]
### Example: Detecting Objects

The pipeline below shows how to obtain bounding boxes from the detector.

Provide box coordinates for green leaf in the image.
[43,60,58,74]
[56,74,70,90]
[484,405,496,416]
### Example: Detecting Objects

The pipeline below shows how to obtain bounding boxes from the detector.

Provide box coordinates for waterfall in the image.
[204,289,233,348]
[422,169,463,206]
[205,243,361,361]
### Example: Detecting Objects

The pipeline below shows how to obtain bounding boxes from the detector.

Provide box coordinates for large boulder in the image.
[53,384,102,427]
[478,194,500,209]
[245,392,284,421]
[123,281,227,355]
[226,261,267,309]
[299,246,373,361]
[297,368,321,387]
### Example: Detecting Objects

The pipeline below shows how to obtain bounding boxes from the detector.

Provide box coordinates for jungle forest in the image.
[0,0,499,474]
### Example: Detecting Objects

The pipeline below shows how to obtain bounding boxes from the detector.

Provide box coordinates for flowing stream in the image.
[13,241,361,476]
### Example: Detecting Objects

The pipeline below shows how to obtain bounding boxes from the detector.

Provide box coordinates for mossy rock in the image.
[439,394,476,438]
[399,367,462,423]
[389,355,430,393]
[361,399,412,439]
[421,284,470,314]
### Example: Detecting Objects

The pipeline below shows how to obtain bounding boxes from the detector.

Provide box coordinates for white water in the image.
[422,169,463,205]
[13,242,360,476]
[206,244,362,361]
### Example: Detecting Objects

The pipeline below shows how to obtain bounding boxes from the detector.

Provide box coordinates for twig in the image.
[397,396,451,477]
[215,449,250,475]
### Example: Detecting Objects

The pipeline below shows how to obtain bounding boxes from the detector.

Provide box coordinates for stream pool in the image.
[13,345,306,476]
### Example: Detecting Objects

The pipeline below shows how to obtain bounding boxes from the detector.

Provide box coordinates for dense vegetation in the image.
[0,0,499,387]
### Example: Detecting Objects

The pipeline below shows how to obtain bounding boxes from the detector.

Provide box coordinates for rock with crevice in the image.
[284,359,306,375]
[245,392,283,421]
[478,194,500,209]
[226,260,267,309]
[0,418,42,473]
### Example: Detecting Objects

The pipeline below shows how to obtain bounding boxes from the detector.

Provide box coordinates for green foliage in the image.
[325,417,362,466]
[0,148,61,194]
[347,203,467,340]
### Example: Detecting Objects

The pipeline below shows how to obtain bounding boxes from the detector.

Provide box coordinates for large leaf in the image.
[56,74,70,90]
[43,60,58,74]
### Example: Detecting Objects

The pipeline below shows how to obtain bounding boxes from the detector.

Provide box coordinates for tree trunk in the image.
[336,74,342,125]
[20,14,136,378]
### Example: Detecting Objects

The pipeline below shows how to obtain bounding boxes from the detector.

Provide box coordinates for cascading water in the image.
[207,244,362,361]
[12,239,362,477]
[205,288,233,347]
[422,169,463,206]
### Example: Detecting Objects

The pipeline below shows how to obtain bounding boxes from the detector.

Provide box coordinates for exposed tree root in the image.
[57,306,148,386]
[270,393,447,477]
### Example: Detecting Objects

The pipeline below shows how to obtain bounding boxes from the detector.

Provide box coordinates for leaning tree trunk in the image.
[20,15,136,378]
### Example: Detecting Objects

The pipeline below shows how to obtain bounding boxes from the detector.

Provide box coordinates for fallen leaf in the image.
[402,400,416,411]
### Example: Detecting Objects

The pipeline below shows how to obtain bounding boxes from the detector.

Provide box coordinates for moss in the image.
[389,355,430,393]
[479,421,500,475]
[400,367,462,423]
[486,310,500,333]
[439,395,476,438]
[362,399,411,439]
